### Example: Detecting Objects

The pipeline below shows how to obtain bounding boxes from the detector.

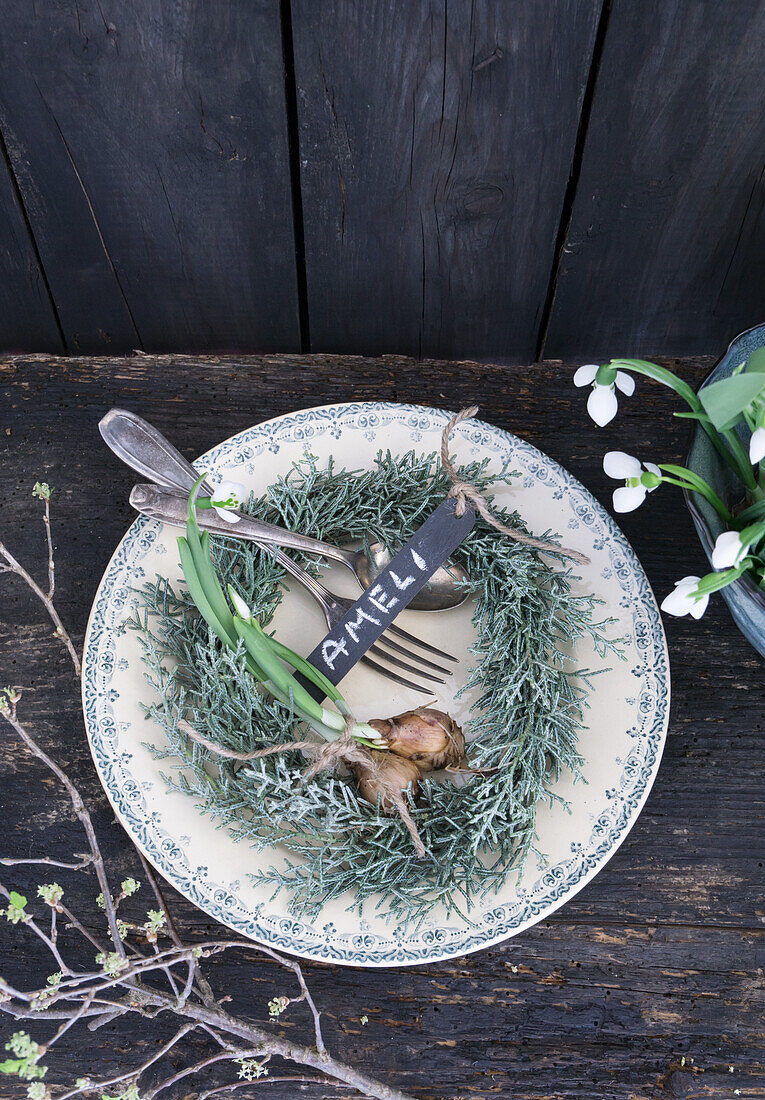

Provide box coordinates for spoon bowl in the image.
[351,542,471,611]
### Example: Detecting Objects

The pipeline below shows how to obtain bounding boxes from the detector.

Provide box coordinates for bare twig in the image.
[0,488,415,1100]
[1,701,125,957]
[42,495,55,599]
[144,1048,270,1100]
[0,855,93,871]
[197,1079,359,1099]
[0,883,71,975]
[0,539,80,675]
[55,1024,196,1100]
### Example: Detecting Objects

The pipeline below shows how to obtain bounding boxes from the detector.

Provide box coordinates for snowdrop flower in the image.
[210,479,246,524]
[229,588,254,619]
[602,451,661,513]
[750,426,765,464]
[711,530,751,570]
[660,576,709,619]
[573,363,635,427]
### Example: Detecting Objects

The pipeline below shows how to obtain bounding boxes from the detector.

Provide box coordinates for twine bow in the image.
[440,406,590,566]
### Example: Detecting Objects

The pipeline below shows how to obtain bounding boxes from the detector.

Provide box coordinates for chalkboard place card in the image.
[297,497,475,700]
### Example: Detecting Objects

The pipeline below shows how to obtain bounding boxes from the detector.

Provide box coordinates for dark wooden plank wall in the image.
[0,0,762,359]
[545,0,765,360]
[0,148,63,351]
[0,0,299,354]
[290,0,602,360]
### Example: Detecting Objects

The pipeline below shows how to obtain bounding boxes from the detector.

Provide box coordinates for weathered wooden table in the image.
[1,354,762,1099]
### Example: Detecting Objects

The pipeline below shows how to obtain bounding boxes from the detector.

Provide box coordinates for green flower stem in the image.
[737,496,765,524]
[694,560,752,596]
[610,359,756,488]
[264,633,343,704]
[720,427,757,490]
[657,464,733,523]
[233,616,344,733]
[178,477,383,748]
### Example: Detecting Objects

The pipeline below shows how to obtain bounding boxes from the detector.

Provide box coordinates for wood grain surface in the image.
[291,0,601,361]
[0,2,299,354]
[545,0,765,360]
[0,149,63,352]
[0,354,763,1099]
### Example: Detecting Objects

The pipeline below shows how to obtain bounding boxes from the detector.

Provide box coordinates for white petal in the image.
[661,576,707,619]
[711,530,745,570]
[603,450,642,479]
[688,593,709,619]
[229,589,253,619]
[660,586,694,617]
[213,506,241,524]
[612,484,646,513]
[614,371,635,396]
[211,478,246,524]
[660,589,691,616]
[573,363,599,387]
[750,427,765,464]
[587,384,618,426]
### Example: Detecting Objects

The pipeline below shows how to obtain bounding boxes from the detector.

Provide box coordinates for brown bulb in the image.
[369,708,465,771]
[352,751,421,814]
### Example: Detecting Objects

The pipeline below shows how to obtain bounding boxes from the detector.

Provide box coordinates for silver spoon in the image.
[99,408,472,611]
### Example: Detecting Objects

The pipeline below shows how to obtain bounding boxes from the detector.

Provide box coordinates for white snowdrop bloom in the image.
[229,588,253,620]
[660,576,709,619]
[573,363,635,427]
[711,530,751,570]
[602,451,661,513]
[749,426,765,465]
[210,479,246,524]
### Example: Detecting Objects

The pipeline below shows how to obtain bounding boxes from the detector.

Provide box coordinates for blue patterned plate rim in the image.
[82,401,670,967]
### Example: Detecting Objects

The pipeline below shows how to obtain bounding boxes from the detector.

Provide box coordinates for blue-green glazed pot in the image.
[685,323,765,659]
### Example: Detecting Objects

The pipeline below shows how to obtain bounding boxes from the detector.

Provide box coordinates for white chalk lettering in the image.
[345,606,381,644]
[411,548,427,570]
[321,636,350,671]
[367,583,399,614]
[389,570,415,591]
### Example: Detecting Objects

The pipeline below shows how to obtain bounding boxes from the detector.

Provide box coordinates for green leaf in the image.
[745,346,765,374]
[265,635,342,703]
[183,479,238,646]
[737,497,765,524]
[177,537,233,649]
[8,892,26,910]
[699,373,765,430]
[234,617,329,726]
[0,1059,24,1075]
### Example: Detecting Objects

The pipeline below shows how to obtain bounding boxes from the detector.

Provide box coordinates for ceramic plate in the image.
[83,402,670,967]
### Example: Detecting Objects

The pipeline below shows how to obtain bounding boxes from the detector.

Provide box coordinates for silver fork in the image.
[130,483,456,693]
[99,409,457,693]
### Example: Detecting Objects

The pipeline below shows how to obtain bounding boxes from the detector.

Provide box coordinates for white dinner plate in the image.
[83,402,669,966]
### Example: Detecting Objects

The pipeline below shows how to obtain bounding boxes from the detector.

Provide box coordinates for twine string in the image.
[440,406,590,566]
[179,717,425,856]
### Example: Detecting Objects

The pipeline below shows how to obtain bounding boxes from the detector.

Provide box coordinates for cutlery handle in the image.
[99,408,215,495]
[129,483,338,608]
[101,408,353,566]
[129,483,351,562]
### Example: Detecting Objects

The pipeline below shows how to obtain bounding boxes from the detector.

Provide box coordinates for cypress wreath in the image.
[133,450,619,924]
